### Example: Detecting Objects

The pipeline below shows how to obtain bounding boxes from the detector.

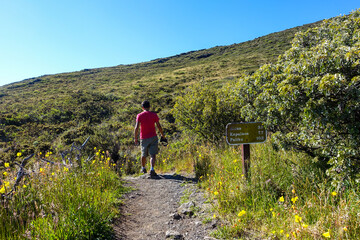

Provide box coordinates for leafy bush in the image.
[233,10,360,183]
[173,83,241,142]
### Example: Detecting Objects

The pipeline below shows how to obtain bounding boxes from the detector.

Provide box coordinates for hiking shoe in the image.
[141,168,147,174]
[150,170,158,177]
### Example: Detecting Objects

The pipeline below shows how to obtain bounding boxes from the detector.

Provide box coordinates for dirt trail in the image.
[114,173,219,240]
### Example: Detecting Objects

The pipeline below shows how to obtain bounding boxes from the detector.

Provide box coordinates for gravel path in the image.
[113,172,219,240]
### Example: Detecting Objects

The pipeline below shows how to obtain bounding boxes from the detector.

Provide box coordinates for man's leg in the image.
[141,156,147,168]
[148,136,159,177]
[149,154,158,177]
[150,154,156,170]
[140,140,148,173]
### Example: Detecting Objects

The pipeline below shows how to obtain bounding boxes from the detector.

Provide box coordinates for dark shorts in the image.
[140,136,159,157]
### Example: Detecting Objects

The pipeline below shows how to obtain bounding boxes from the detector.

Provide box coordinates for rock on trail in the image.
[114,173,219,240]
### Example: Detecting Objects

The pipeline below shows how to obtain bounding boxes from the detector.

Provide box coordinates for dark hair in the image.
[141,100,150,109]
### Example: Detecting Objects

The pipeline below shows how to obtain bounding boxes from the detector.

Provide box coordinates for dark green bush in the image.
[234,10,360,184]
[173,83,241,143]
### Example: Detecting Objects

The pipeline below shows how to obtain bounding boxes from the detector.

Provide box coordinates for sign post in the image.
[226,122,267,179]
[241,144,250,179]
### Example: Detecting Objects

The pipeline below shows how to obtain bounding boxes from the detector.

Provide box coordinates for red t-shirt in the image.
[136,111,159,139]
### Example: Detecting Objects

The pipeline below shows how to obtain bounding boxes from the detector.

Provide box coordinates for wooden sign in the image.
[226,122,267,145]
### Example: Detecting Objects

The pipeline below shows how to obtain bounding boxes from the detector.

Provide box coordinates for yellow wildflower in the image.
[291,196,298,204]
[279,230,284,234]
[322,231,331,238]
[4,181,10,187]
[279,196,284,202]
[4,162,10,168]
[286,233,290,237]
[23,184,27,188]
[294,215,302,223]
[213,191,219,196]
[0,186,5,194]
[331,191,337,196]
[3,171,8,177]
[63,167,69,172]
[343,226,348,231]
[238,210,246,217]
[39,168,44,173]
[17,152,22,157]
[51,172,55,176]
[302,223,308,228]
[213,214,216,219]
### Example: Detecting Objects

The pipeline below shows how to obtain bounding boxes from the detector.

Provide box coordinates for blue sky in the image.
[0,0,358,86]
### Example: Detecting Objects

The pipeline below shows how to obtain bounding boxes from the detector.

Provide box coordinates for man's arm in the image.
[155,121,165,138]
[134,121,140,145]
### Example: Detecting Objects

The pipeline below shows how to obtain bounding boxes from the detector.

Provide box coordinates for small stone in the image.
[178,201,195,215]
[170,213,182,220]
[165,230,183,239]
[211,220,218,228]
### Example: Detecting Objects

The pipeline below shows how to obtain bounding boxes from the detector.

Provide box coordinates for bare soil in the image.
[113,172,219,240]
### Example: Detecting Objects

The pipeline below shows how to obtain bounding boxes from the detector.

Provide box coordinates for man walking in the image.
[134,100,166,177]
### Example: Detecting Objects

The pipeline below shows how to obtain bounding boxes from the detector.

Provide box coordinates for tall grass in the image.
[0,151,127,240]
[158,138,360,239]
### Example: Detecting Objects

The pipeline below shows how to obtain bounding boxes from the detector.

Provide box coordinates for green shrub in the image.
[173,83,241,143]
[232,10,360,184]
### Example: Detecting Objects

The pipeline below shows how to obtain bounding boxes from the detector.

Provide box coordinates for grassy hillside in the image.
[2,9,359,238]
[0,21,319,161]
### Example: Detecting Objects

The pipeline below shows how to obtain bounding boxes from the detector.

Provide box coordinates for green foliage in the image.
[173,83,241,142]
[230,10,360,183]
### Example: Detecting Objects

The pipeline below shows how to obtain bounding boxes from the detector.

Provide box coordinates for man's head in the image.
[141,100,150,110]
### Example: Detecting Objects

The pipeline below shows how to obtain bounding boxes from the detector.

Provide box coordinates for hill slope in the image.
[0,20,319,159]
